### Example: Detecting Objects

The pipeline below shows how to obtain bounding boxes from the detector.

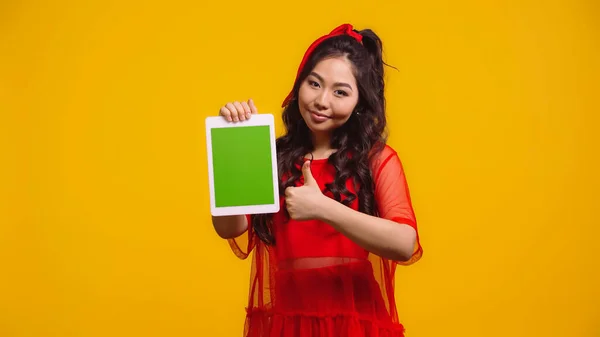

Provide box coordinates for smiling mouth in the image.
[310,111,331,118]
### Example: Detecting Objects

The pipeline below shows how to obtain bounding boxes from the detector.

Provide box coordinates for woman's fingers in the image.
[219,99,258,122]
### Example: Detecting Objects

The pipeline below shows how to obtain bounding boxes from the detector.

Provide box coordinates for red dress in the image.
[228,145,423,337]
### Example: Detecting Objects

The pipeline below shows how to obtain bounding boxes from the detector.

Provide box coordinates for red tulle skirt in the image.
[243,259,406,337]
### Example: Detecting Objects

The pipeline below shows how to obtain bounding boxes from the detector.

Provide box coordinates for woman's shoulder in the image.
[370,142,399,165]
[368,143,411,182]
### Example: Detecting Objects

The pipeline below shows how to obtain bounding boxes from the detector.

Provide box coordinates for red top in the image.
[228,144,423,337]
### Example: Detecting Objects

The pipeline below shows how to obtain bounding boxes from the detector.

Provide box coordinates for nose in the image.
[314,91,330,110]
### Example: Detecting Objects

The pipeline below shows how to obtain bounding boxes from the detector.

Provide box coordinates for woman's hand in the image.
[284,161,327,221]
[219,98,258,122]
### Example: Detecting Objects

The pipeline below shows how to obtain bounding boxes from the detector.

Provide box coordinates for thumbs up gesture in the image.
[284,160,326,221]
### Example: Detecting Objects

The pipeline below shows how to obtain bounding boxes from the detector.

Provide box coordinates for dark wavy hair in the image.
[252,28,392,245]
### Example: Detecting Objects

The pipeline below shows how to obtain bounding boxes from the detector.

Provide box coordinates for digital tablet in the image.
[205,113,280,216]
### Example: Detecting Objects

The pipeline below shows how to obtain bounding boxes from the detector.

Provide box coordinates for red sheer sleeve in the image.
[370,144,423,265]
[227,214,274,336]
[227,214,256,260]
[365,145,423,326]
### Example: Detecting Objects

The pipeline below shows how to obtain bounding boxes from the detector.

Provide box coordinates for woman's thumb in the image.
[302,161,316,186]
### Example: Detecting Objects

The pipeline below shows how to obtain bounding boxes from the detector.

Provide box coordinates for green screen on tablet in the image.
[211,125,274,206]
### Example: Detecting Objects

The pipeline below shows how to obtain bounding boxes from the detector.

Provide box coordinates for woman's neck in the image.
[310,132,335,159]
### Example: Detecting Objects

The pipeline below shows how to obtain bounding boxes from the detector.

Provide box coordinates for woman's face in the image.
[297,56,359,136]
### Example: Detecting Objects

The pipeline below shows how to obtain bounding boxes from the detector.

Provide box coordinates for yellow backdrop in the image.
[1,1,598,336]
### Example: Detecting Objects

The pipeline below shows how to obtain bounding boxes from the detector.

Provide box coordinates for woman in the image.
[212,23,423,337]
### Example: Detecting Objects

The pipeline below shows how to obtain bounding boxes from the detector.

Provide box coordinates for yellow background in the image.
[1,1,598,336]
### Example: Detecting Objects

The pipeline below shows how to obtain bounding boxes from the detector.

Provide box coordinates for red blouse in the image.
[228,144,422,337]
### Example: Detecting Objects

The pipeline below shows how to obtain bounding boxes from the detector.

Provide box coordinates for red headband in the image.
[281,23,363,108]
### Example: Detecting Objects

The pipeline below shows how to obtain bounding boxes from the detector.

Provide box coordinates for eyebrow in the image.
[309,72,354,91]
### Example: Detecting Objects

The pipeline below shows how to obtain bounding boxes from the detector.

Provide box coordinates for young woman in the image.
[212,23,423,337]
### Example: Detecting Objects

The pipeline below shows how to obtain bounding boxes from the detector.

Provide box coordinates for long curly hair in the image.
[252,28,391,245]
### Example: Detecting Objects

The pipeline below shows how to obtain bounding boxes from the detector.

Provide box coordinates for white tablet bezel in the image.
[205,113,280,216]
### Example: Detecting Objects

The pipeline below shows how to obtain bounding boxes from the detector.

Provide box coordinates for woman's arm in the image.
[317,198,417,262]
[211,215,248,239]
[284,157,418,262]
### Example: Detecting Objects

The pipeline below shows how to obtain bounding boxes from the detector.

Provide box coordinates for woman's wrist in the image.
[315,196,342,223]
